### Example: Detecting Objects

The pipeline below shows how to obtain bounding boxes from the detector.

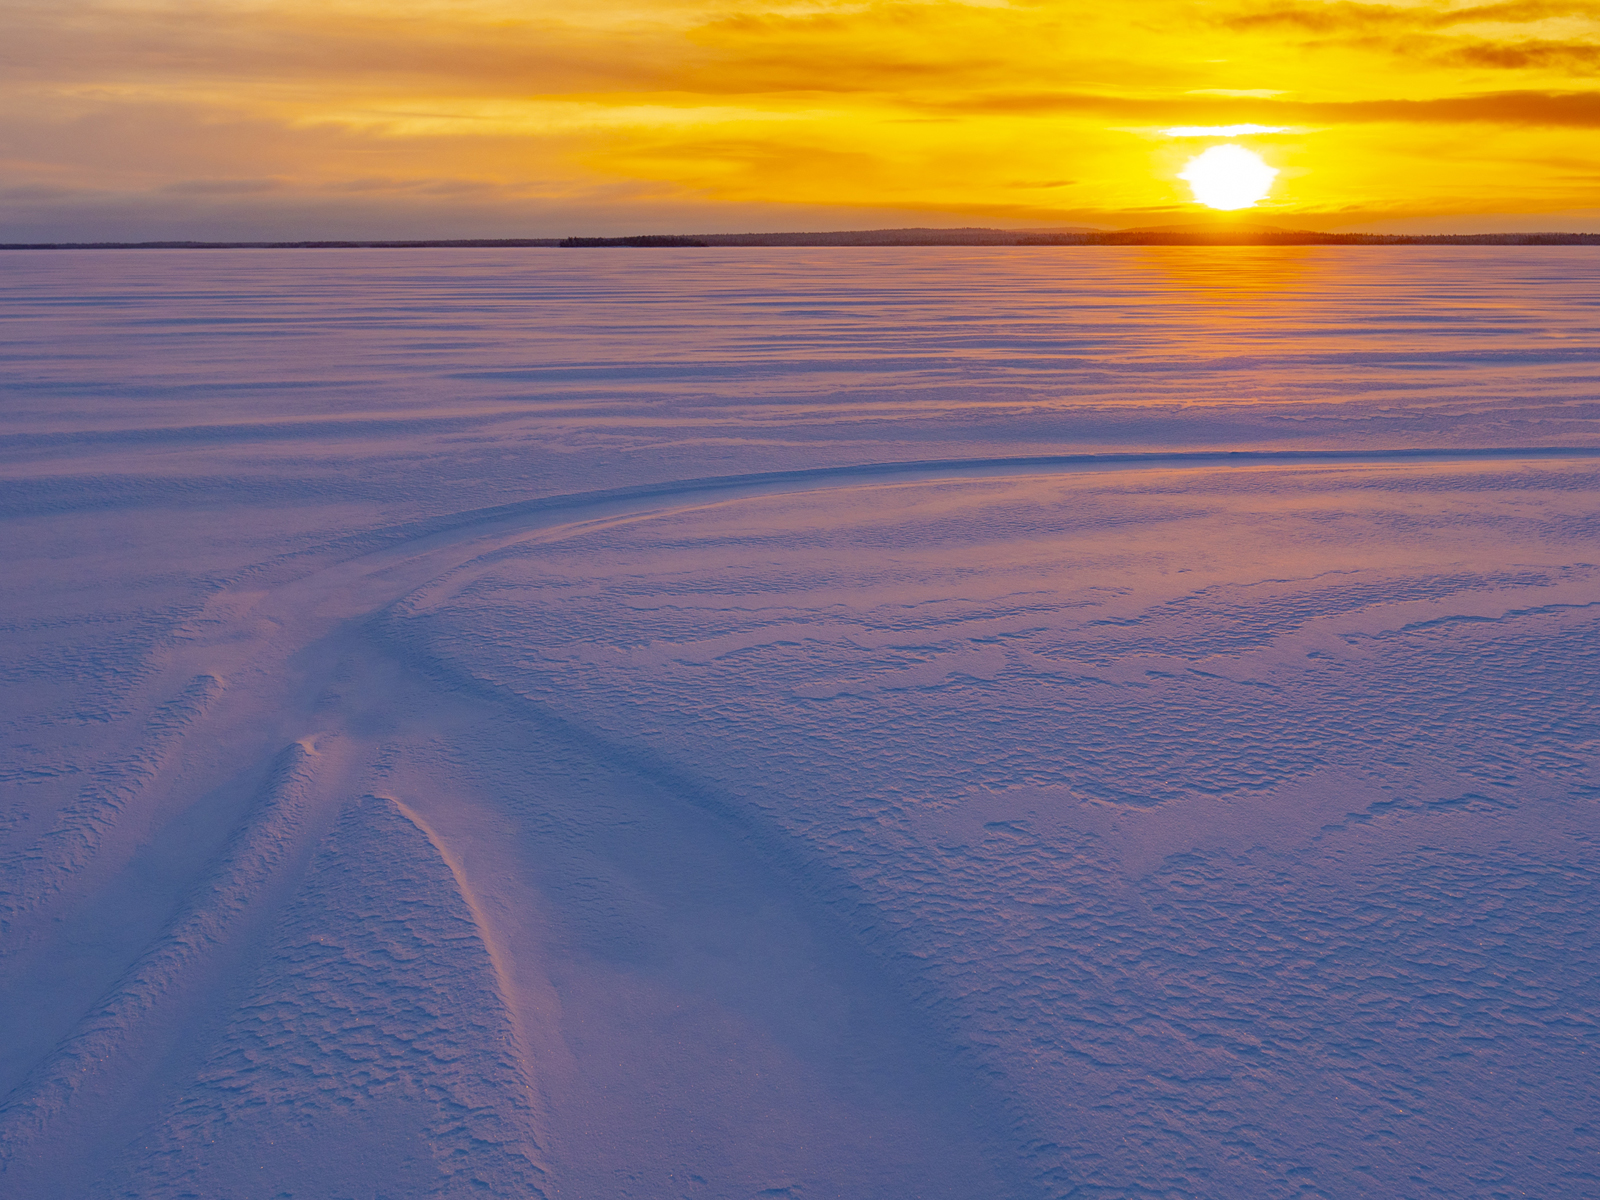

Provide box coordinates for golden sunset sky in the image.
[5,0,1600,237]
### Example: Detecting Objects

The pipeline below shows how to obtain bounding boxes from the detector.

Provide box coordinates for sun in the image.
[1179,145,1278,211]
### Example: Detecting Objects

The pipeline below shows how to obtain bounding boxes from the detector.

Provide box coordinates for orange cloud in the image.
[1439,38,1600,70]
[1220,0,1600,33]
[2,0,1598,238]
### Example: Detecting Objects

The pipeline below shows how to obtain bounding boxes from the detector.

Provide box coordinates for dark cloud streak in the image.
[937,87,1600,126]
[1438,37,1600,69]
[1220,0,1600,33]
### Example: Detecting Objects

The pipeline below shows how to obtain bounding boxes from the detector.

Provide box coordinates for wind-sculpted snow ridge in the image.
[0,740,322,1173]
[337,445,1600,562]
[4,249,1600,1199]
[114,795,550,1199]
[0,674,224,922]
[392,462,1600,1198]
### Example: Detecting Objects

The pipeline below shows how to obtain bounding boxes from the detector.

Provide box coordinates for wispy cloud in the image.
[3,0,1599,237]
[1219,0,1600,34]
[1214,1,1600,76]
[1161,124,1292,136]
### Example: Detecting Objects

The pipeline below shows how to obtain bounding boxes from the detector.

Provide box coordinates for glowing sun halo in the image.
[1179,144,1278,211]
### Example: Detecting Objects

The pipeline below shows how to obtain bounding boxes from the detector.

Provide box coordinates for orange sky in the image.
[5,0,1600,238]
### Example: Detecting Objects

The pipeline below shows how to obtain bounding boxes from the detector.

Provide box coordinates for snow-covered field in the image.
[3,247,1598,1198]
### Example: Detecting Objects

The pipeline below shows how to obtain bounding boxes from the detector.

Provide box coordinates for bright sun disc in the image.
[1179,144,1278,210]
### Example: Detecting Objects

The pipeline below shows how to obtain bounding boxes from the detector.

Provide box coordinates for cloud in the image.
[1,1,679,93]
[1161,124,1292,136]
[0,183,75,200]
[4,0,1600,235]
[1212,0,1600,76]
[1437,38,1600,70]
[1449,0,1600,20]
[160,177,284,195]
[1326,87,1600,122]
[1219,2,1416,34]
[935,88,1600,127]
[1219,0,1600,34]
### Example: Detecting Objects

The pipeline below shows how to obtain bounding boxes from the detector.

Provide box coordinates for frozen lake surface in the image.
[2,247,1599,1198]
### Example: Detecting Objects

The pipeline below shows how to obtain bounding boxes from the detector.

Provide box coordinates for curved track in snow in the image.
[5,446,1600,1199]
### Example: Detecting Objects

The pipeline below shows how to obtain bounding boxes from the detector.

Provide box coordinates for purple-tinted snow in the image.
[2,247,1599,1199]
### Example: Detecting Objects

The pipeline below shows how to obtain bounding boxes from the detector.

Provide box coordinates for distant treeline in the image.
[7,227,1600,250]
[560,235,709,247]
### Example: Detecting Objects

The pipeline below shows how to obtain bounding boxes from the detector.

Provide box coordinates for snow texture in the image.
[2,247,1599,1198]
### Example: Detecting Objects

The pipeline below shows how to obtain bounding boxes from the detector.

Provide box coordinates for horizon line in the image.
[8,225,1600,251]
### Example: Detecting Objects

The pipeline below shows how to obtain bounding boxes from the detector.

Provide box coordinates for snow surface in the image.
[2,247,1599,1198]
